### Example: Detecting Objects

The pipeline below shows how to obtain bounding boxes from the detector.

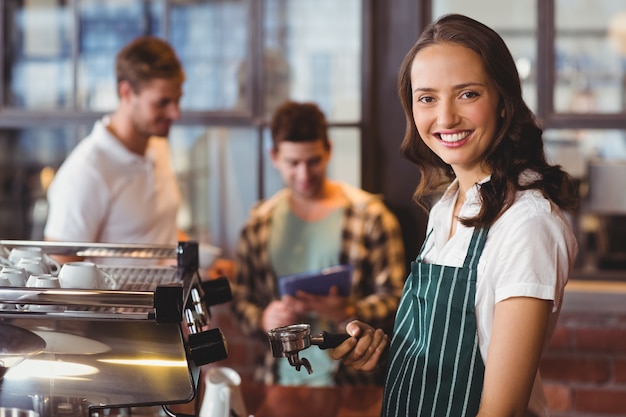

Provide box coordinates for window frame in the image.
[0,0,373,203]
[536,1,626,130]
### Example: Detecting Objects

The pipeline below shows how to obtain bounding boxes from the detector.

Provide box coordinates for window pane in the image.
[431,0,537,111]
[264,0,362,121]
[545,128,626,270]
[0,127,82,239]
[77,0,164,111]
[170,126,260,257]
[3,0,72,109]
[555,0,626,114]
[0,0,365,254]
[170,0,249,112]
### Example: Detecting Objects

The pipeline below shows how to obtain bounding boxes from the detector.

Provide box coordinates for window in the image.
[0,0,365,257]
[433,0,626,274]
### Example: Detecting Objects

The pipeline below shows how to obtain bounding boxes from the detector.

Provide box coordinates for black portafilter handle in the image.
[311,331,351,350]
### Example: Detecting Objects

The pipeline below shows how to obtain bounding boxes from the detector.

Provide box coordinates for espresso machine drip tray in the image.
[0,240,232,417]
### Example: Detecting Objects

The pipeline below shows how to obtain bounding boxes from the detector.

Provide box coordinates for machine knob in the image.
[154,285,183,323]
[177,241,199,270]
[187,328,228,366]
[201,277,233,306]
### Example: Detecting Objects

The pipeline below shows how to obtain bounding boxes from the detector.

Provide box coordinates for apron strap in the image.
[416,229,434,262]
[462,227,490,268]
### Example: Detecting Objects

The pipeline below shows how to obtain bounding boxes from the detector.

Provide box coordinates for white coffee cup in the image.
[58,262,116,289]
[25,273,64,312]
[9,246,44,263]
[9,247,60,275]
[0,245,12,266]
[0,276,13,310]
[16,257,50,275]
[26,273,60,288]
[0,266,27,286]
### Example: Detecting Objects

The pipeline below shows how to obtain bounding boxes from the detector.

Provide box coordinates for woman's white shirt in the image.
[420,175,578,416]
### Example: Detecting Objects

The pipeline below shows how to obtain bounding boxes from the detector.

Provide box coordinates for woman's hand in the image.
[331,320,389,371]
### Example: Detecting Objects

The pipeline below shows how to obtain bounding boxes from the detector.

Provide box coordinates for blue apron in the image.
[382,227,488,417]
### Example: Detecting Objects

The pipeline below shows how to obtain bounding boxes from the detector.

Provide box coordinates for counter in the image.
[170,380,384,417]
[241,382,383,417]
[562,278,626,314]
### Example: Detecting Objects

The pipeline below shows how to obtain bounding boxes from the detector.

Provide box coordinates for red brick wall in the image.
[210,300,626,416]
[541,311,626,416]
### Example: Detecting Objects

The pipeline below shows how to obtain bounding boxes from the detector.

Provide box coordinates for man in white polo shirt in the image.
[44,36,185,254]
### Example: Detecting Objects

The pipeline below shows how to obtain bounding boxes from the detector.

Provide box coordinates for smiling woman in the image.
[409,42,501,191]
[332,13,579,417]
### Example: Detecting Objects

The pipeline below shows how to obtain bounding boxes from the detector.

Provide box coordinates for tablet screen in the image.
[278,264,353,297]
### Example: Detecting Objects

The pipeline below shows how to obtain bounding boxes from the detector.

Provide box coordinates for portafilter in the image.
[267,323,350,374]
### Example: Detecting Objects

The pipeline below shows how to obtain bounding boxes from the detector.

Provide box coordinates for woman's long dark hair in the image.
[398,14,578,227]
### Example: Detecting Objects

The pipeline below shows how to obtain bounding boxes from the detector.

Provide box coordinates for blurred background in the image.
[2,0,626,276]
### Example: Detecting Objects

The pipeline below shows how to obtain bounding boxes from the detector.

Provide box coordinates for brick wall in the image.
[210,287,626,416]
[542,310,626,417]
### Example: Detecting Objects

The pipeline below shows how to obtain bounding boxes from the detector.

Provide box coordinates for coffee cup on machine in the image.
[0,277,13,310]
[25,274,64,312]
[58,262,117,289]
[26,273,60,288]
[9,247,60,275]
[16,257,50,275]
[0,244,12,266]
[0,266,27,286]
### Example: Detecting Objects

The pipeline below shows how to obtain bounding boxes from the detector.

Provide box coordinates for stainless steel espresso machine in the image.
[0,240,231,417]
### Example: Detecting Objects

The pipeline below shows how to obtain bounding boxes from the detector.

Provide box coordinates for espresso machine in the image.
[0,240,231,417]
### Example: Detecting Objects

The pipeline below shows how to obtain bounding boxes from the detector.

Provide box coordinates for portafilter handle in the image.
[311,331,351,350]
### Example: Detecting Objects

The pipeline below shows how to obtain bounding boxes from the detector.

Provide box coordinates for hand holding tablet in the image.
[278,264,353,297]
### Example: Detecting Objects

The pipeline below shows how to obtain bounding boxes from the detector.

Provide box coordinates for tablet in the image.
[278,264,353,297]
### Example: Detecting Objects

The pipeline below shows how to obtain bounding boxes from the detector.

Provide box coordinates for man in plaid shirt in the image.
[231,100,406,386]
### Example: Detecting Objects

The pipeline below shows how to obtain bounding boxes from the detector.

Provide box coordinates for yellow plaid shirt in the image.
[231,183,406,385]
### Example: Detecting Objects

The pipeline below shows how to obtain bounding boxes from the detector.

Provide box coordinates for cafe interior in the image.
[1,0,626,416]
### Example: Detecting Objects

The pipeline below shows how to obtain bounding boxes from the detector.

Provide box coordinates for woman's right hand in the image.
[331,320,389,371]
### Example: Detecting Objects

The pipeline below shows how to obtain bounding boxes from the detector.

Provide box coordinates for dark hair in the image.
[270,100,330,151]
[398,14,578,226]
[115,36,185,93]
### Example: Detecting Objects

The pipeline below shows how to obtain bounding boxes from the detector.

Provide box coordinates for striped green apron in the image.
[382,227,488,417]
